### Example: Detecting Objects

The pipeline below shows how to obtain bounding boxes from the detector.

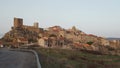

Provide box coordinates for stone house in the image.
[100,38,110,46]
[38,36,49,47]
[17,37,28,45]
[38,37,46,47]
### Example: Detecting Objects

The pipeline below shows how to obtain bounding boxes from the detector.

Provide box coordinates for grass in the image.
[34,47,120,68]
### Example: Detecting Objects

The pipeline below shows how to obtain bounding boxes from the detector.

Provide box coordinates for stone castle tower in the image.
[12,17,43,33]
[14,18,23,28]
[34,22,39,28]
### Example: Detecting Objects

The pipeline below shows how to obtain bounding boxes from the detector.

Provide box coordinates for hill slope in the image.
[35,47,120,68]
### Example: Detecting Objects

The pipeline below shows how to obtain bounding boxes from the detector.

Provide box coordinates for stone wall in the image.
[23,25,40,33]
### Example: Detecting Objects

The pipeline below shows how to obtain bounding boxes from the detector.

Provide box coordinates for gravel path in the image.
[0,48,37,68]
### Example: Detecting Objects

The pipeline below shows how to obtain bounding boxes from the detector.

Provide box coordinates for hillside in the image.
[35,47,120,68]
[2,27,38,43]
[1,18,120,56]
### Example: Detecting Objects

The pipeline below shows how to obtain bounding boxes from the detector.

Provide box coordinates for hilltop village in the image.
[1,18,120,55]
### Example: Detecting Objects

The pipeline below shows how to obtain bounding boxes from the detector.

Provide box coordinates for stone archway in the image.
[48,34,57,47]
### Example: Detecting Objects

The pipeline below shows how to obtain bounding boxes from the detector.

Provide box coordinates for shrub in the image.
[87,41,94,45]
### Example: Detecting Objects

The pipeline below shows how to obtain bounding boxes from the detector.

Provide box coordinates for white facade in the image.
[38,38,45,47]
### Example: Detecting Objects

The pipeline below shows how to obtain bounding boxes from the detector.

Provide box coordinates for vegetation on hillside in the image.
[35,47,120,68]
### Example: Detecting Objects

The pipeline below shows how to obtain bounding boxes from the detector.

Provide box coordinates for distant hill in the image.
[107,38,120,40]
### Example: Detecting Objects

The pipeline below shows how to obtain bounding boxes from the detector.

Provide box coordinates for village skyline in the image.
[0,0,120,37]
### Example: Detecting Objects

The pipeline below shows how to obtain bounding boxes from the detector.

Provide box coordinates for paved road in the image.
[0,48,37,68]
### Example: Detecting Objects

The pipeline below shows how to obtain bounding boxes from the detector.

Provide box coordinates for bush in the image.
[87,41,94,45]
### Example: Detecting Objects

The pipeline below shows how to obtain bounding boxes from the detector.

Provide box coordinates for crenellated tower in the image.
[14,17,23,28]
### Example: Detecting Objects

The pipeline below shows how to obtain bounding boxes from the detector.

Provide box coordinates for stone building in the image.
[17,37,28,45]
[38,37,46,47]
[14,18,23,28]
[13,17,43,33]
[100,38,110,46]
[34,22,39,28]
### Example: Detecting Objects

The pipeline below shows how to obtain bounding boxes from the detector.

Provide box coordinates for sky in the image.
[0,0,120,38]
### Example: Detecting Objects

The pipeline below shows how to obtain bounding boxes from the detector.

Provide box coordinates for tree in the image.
[87,41,94,45]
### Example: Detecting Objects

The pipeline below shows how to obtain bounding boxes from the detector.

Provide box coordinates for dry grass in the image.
[34,47,120,68]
